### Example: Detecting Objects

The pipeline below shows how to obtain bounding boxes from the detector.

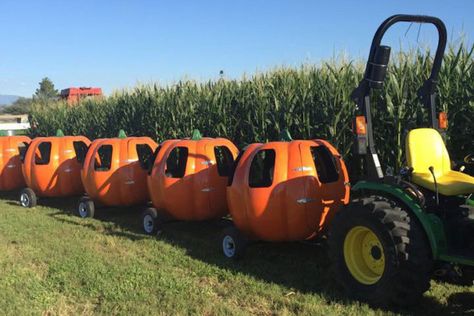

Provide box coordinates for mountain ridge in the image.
[0,95,21,106]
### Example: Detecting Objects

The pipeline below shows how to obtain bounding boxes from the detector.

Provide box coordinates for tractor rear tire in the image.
[328,196,432,307]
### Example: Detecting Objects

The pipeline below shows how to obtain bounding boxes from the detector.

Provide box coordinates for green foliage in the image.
[29,45,474,172]
[1,97,33,114]
[34,77,59,103]
[2,78,60,115]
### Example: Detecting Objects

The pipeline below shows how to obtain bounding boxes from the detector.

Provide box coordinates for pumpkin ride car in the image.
[142,130,239,235]
[19,130,90,208]
[77,130,158,218]
[221,130,350,258]
[0,135,31,191]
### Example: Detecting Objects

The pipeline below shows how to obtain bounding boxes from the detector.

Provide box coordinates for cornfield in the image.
[30,45,474,173]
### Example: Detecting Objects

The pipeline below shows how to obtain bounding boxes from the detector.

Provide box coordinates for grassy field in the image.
[0,192,473,315]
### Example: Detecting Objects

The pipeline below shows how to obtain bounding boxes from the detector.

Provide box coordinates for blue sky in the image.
[0,0,472,97]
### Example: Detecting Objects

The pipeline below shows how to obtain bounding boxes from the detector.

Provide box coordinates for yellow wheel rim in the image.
[343,226,385,285]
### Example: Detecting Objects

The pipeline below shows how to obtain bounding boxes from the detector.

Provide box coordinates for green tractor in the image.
[328,14,474,306]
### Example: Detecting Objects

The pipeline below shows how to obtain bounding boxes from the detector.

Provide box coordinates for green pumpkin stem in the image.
[279,129,293,142]
[118,130,127,139]
[56,129,65,137]
[191,129,202,140]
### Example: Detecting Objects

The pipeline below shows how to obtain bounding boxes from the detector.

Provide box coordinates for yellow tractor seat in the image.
[405,128,474,196]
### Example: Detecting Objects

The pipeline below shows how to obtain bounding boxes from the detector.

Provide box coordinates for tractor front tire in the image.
[328,196,432,307]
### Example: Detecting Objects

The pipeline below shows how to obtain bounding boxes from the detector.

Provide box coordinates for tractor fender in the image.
[352,181,447,260]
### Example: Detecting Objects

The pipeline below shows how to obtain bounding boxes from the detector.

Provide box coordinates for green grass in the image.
[0,193,472,315]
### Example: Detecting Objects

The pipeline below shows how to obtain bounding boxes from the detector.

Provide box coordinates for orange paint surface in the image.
[227,139,349,241]
[0,136,31,191]
[22,136,91,197]
[82,137,158,206]
[148,137,239,221]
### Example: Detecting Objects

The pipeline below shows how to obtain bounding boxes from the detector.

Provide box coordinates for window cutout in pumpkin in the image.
[147,146,161,175]
[18,142,29,163]
[35,142,52,165]
[214,146,235,177]
[74,141,89,164]
[311,145,339,183]
[249,149,275,188]
[165,147,188,178]
[228,150,246,186]
[136,144,154,170]
[95,145,112,171]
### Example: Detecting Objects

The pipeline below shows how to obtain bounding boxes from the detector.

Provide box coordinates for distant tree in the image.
[34,77,58,102]
[1,97,33,114]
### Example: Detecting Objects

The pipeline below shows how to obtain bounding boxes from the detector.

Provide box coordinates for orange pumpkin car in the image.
[19,130,90,208]
[221,132,350,258]
[142,130,239,234]
[0,135,31,191]
[77,131,158,218]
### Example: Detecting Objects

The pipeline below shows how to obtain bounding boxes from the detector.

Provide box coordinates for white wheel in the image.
[222,235,236,258]
[143,214,155,234]
[20,193,30,207]
[19,188,36,208]
[220,226,247,259]
[78,202,88,218]
[76,197,94,218]
[141,208,159,235]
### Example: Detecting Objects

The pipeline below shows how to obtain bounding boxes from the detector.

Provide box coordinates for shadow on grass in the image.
[48,208,148,242]
[1,190,78,213]
[447,292,474,314]
[0,190,148,241]
[0,191,21,202]
[2,190,472,315]
[138,220,474,316]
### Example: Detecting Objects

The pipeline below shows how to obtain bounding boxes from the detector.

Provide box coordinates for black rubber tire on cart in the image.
[142,208,172,236]
[77,196,95,218]
[221,225,248,260]
[19,188,37,208]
